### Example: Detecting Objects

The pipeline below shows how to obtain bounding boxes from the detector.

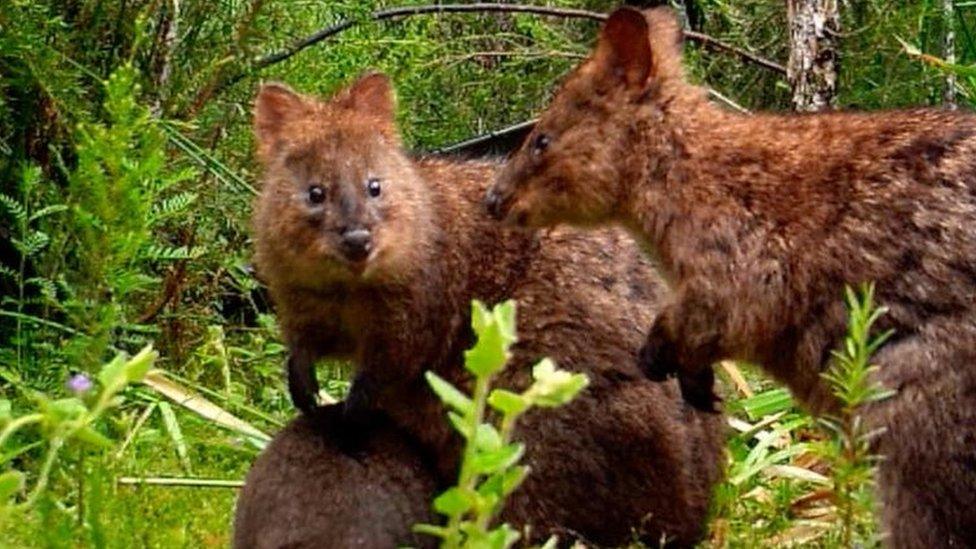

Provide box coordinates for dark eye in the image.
[532,133,550,155]
[308,185,326,204]
[366,177,382,198]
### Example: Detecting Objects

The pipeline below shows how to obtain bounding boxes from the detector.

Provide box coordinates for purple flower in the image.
[66,373,93,396]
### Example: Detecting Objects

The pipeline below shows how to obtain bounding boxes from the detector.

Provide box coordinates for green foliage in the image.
[815,284,894,547]
[0,346,156,515]
[416,300,588,549]
[63,63,197,366]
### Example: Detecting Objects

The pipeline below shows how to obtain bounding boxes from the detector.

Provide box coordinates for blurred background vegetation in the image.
[0,1,973,546]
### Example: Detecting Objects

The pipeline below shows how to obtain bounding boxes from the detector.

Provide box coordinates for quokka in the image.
[486,6,976,547]
[246,73,725,546]
[234,405,438,549]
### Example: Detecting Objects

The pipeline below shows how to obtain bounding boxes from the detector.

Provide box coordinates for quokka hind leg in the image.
[865,326,976,548]
[234,405,438,549]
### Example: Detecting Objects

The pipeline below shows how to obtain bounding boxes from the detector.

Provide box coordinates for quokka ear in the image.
[594,7,653,89]
[254,83,307,158]
[336,72,397,124]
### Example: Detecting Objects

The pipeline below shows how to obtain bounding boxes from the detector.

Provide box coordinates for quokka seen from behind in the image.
[486,7,976,547]
[247,74,725,546]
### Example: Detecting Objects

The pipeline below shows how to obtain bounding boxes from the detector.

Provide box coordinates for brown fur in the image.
[487,7,976,547]
[247,74,725,547]
[234,405,438,549]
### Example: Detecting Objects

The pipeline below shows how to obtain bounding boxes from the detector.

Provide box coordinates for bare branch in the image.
[684,30,786,75]
[214,3,785,96]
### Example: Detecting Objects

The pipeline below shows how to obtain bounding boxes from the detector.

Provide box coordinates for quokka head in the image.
[252,73,431,287]
[486,7,686,228]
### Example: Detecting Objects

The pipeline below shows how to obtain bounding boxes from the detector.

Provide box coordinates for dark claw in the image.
[677,368,722,413]
[637,323,679,382]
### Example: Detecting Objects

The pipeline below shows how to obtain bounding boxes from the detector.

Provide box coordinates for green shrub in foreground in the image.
[416,300,588,549]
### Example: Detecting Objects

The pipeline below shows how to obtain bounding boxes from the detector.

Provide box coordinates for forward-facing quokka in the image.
[486,6,976,547]
[248,74,724,546]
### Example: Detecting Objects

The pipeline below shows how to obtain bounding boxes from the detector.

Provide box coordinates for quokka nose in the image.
[340,229,372,262]
[485,189,504,220]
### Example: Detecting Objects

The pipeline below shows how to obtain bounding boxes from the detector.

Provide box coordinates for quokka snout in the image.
[245,73,726,546]
[487,6,976,547]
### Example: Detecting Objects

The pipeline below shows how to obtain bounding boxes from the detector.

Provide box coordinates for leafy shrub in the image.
[416,300,588,549]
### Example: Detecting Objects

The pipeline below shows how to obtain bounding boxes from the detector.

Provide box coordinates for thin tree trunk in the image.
[944,0,957,109]
[786,0,840,112]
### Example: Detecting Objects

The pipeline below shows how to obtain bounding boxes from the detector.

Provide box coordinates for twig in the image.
[215,3,784,96]
[432,84,750,155]
[707,87,750,114]
[117,476,244,488]
[434,119,537,155]
[685,29,786,75]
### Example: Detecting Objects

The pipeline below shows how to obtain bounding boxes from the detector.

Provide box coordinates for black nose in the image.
[340,229,372,262]
[485,189,505,220]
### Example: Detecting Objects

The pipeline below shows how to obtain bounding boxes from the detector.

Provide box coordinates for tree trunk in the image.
[786,0,840,112]
[944,0,957,109]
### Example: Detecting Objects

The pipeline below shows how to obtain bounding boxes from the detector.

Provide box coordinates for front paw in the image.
[638,323,679,382]
[678,368,722,413]
[336,375,381,454]
[286,353,319,414]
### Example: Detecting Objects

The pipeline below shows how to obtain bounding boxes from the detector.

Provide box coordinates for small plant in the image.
[0,345,157,514]
[415,300,588,549]
[817,283,895,547]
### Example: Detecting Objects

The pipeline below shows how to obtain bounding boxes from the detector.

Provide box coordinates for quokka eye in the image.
[532,133,550,155]
[308,185,326,204]
[366,177,382,198]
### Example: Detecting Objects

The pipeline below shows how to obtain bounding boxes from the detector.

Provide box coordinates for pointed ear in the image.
[594,8,652,88]
[254,83,306,158]
[336,72,396,122]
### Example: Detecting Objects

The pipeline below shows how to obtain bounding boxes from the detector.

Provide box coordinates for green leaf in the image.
[159,402,192,474]
[72,425,113,448]
[499,465,529,496]
[447,412,470,439]
[486,523,520,549]
[0,399,11,423]
[0,470,25,502]
[124,345,157,383]
[433,487,473,516]
[473,424,502,452]
[492,300,517,342]
[46,398,87,422]
[97,354,128,391]
[526,359,589,407]
[425,371,473,415]
[464,320,508,378]
[412,523,448,539]
[465,300,518,378]
[470,443,524,475]
[487,389,527,416]
[737,388,795,421]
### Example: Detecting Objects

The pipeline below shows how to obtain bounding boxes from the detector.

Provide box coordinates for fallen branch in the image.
[216,3,784,96]
[117,477,244,488]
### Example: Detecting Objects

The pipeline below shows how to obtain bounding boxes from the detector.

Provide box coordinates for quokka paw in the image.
[637,324,679,382]
[677,368,722,413]
[286,353,320,414]
[334,376,381,455]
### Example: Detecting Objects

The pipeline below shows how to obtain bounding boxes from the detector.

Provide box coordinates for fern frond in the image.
[0,193,27,224]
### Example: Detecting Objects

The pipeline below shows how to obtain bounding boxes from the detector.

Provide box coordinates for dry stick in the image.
[117,477,244,488]
[215,3,784,96]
